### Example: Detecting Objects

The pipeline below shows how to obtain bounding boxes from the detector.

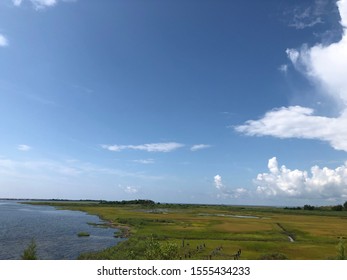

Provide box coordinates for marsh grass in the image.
[29,202,347,260]
[77,232,90,237]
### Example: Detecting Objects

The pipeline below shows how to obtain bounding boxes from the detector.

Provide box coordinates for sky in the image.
[0,0,347,206]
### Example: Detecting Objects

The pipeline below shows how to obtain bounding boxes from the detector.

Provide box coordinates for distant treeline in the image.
[99,199,156,205]
[285,201,347,211]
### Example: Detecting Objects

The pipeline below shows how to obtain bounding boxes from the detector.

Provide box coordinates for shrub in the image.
[337,238,346,260]
[21,239,38,260]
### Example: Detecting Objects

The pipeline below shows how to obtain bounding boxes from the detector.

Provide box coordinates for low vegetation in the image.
[26,200,347,260]
[21,239,38,260]
[77,232,90,237]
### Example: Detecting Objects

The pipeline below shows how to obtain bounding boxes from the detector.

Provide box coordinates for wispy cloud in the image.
[236,0,347,152]
[278,64,288,73]
[255,157,347,200]
[132,159,155,164]
[17,144,32,151]
[286,0,329,30]
[0,34,8,47]
[0,157,162,180]
[190,144,212,152]
[12,0,23,6]
[101,142,185,153]
[12,0,75,10]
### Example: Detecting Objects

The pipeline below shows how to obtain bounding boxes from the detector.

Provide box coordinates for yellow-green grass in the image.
[28,202,347,260]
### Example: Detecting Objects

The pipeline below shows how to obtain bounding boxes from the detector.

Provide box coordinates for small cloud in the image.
[190,144,212,152]
[214,174,224,190]
[124,186,138,194]
[132,159,155,164]
[214,174,249,199]
[118,184,139,194]
[101,142,184,153]
[13,0,75,10]
[278,64,288,73]
[0,34,9,47]
[17,145,32,151]
[12,0,23,6]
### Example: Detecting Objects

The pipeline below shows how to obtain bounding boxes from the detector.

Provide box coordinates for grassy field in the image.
[28,202,347,260]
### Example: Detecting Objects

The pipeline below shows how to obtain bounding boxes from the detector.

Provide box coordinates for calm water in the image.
[0,201,122,259]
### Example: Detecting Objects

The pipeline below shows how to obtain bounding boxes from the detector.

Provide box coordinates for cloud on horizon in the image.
[119,185,139,194]
[235,0,347,152]
[255,157,347,201]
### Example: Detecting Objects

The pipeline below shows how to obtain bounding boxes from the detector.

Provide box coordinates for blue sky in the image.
[1,0,347,206]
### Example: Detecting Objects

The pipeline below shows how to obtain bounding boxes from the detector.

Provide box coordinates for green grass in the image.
[26,202,347,260]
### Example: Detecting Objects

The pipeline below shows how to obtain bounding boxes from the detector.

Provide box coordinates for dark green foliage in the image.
[78,236,179,260]
[21,239,38,260]
[344,201,347,211]
[144,237,179,260]
[303,205,315,210]
[331,205,343,211]
[284,207,302,210]
[99,199,155,206]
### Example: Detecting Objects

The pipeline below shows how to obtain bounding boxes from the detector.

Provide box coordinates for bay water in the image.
[0,200,121,259]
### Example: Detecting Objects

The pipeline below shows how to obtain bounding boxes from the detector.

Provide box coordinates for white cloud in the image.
[278,64,288,73]
[236,0,347,152]
[0,34,8,47]
[12,0,23,6]
[123,185,139,194]
[190,144,212,152]
[132,159,155,164]
[214,174,249,199]
[235,106,347,152]
[17,144,32,151]
[12,0,75,10]
[214,174,224,190]
[32,0,57,9]
[101,142,184,153]
[117,184,140,194]
[256,157,347,200]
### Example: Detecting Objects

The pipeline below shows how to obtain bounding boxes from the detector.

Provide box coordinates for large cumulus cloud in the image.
[236,0,347,152]
[256,157,347,200]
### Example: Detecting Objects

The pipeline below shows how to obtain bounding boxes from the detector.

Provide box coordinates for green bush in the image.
[337,238,346,260]
[21,239,38,260]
